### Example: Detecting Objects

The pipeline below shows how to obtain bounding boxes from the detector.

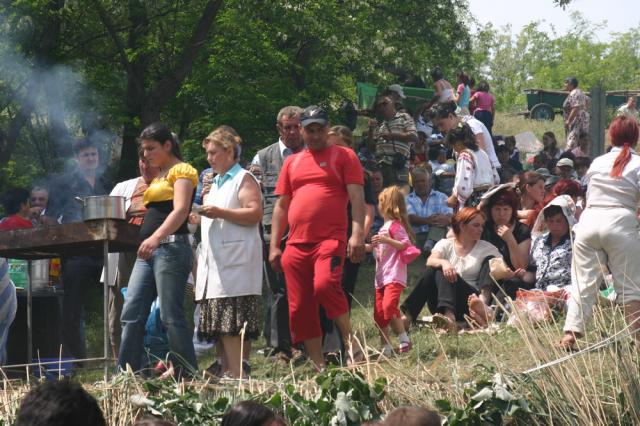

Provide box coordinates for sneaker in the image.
[398,341,412,353]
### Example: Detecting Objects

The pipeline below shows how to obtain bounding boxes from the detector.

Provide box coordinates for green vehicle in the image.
[357,82,435,114]
[524,88,640,121]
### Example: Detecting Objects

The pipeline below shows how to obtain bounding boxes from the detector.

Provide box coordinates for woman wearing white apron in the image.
[196,126,263,378]
[561,115,640,349]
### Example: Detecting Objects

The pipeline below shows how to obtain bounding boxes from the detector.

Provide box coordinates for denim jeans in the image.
[118,241,197,374]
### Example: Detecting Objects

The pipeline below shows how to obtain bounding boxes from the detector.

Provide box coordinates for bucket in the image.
[33,358,75,380]
[7,259,28,289]
[30,259,50,290]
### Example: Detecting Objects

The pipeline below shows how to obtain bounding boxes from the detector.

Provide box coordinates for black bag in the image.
[390,138,407,169]
[392,151,407,170]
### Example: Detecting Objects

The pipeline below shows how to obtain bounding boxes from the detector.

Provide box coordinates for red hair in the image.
[451,207,485,236]
[552,178,582,199]
[609,116,639,178]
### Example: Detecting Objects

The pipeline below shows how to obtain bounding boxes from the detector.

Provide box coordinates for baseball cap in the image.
[535,168,551,177]
[557,158,574,168]
[300,105,329,128]
[388,84,406,99]
[545,175,560,189]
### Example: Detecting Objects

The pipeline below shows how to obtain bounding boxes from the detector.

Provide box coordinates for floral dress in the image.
[563,88,590,149]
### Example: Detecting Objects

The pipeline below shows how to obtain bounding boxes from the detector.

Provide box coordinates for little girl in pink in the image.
[369,186,420,356]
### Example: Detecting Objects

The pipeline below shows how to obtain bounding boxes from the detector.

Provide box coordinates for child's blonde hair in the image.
[378,185,415,243]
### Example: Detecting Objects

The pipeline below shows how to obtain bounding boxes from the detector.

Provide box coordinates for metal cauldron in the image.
[74,196,126,221]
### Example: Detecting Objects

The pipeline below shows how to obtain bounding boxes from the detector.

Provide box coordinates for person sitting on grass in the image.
[367,186,420,356]
[479,184,533,300]
[405,167,452,256]
[525,196,576,292]
[400,208,503,331]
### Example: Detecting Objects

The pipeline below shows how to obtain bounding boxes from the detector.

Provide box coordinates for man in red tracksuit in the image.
[269,105,366,369]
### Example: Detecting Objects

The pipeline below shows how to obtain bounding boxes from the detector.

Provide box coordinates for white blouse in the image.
[584,147,640,211]
[432,238,502,290]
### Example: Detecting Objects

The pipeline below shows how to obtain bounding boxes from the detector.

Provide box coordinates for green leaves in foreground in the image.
[435,373,532,426]
[264,367,386,426]
[134,380,233,425]
[132,367,385,425]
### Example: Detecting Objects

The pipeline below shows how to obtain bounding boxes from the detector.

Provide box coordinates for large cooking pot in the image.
[74,196,126,221]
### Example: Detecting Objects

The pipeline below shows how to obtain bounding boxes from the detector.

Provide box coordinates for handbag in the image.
[399,245,421,264]
[389,221,421,264]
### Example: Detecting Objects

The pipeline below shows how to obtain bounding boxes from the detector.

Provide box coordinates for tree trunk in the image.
[117,0,149,180]
[117,0,224,180]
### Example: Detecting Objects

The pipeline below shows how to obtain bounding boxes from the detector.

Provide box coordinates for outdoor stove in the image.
[0,219,140,380]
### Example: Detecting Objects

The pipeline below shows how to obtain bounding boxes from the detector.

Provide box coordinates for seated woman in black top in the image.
[479,184,533,299]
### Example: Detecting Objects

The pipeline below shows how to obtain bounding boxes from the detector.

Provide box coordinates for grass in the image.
[493,112,567,149]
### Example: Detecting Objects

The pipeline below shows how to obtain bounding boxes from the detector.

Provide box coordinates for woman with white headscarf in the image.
[527,195,577,291]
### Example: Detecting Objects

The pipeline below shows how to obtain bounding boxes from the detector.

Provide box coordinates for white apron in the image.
[195,168,263,301]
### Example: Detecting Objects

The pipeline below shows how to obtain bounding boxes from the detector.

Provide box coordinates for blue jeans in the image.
[118,241,197,373]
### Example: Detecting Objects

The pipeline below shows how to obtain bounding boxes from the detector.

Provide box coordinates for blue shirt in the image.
[405,190,453,234]
[213,163,242,188]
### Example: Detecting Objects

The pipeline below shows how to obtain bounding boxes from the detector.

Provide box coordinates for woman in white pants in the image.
[561,115,640,349]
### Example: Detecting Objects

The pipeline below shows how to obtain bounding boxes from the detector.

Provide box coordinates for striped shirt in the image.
[373,112,417,164]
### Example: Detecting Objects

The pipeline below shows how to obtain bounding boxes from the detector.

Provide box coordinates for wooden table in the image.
[0,219,140,380]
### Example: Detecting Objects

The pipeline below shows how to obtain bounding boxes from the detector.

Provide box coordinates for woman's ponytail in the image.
[609,116,639,178]
[611,143,631,178]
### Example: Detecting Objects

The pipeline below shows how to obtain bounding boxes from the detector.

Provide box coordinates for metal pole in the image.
[26,259,32,383]
[589,84,606,158]
[103,240,109,381]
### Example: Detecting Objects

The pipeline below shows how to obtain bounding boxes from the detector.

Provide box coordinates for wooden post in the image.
[589,85,606,158]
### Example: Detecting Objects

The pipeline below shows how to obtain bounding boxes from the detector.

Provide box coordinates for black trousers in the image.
[320,258,361,354]
[401,256,494,322]
[263,239,292,355]
[61,255,103,360]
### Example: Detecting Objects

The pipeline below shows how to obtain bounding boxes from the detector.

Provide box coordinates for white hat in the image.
[388,84,406,99]
[531,195,577,238]
[557,158,574,168]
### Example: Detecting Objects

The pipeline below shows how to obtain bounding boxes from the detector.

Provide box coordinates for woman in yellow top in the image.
[118,122,198,377]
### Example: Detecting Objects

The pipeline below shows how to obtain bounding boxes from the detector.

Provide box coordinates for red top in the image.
[0,214,33,231]
[275,144,364,244]
[473,91,495,112]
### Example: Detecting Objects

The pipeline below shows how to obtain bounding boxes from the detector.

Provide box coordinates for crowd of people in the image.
[0,69,639,393]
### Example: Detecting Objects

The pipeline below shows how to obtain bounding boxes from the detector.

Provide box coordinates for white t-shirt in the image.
[462,116,500,169]
[432,238,502,289]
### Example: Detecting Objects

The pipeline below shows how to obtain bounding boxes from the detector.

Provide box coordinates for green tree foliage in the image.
[473,12,640,111]
[0,0,473,188]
